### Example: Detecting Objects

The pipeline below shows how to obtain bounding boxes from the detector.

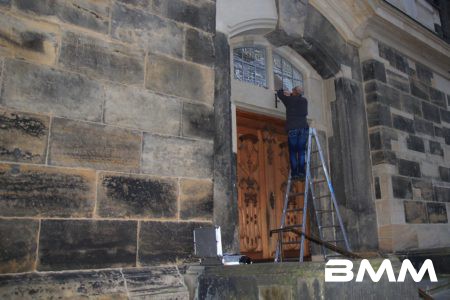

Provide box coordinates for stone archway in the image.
[214,0,379,253]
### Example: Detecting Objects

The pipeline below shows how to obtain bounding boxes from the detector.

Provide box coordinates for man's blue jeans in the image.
[287,127,309,177]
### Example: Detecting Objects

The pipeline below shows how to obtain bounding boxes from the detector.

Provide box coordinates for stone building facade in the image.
[0,0,449,298]
[0,0,217,297]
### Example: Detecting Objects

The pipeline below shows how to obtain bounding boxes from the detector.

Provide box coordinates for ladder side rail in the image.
[275,171,293,262]
[312,128,351,251]
[307,131,328,259]
[308,172,328,259]
[299,128,313,262]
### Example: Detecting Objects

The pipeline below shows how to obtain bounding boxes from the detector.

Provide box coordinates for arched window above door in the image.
[273,53,304,91]
[232,45,304,93]
[233,47,267,87]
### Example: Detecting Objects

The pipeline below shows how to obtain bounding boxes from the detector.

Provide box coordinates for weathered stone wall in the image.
[0,0,216,288]
[362,40,450,251]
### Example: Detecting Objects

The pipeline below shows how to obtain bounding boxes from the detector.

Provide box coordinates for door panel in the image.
[237,127,266,257]
[237,110,309,260]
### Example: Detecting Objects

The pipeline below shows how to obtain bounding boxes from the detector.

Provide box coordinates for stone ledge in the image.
[198,260,419,299]
[0,266,188,299]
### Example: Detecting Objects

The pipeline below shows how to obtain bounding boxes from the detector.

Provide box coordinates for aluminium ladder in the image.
[272,127,351,262]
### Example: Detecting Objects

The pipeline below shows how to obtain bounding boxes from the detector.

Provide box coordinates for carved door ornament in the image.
[269,192,275,209]
[262,125,277,165]
[238,133,262,252]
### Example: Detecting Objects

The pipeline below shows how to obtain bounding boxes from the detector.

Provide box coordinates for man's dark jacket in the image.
[277,89,308,131]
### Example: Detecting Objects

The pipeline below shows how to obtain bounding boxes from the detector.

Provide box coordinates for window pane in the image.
[242,48,255,63]
[254,48,266,68]
[233,48,243,60]
[282,59,292,76]
[293,69,302,80]
[283,77,293,91]
[274,73,283,90]
[273,54,282,74]
[255,67,266,87]
[234,61,243,80]
[232,47,267,87]
[273,53,304,92]
[293,79,303,89]
[243,64,255,83]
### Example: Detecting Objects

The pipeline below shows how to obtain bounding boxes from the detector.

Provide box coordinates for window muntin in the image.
[233,47,267,87]
[273,53,303,91]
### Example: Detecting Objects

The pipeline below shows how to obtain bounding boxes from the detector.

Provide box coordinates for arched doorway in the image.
[230,36,327,260]
[215,0,378,254]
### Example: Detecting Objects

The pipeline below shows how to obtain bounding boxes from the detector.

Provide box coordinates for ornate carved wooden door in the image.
[237,110,309,260]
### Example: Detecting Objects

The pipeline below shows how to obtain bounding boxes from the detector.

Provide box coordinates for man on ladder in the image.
[276,86,308,180]
[273,87,351,263]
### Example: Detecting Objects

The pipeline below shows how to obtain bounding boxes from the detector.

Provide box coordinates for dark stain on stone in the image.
[0,219,39,273]
[139,221,207,265]
[427,202,447,223]
[0,112,47,137]
[0,147,41,161]
[0,30,45,53]
[38,220,137,271]
[404,201,428,224]
[99,174,177,217]
[0,164,94,217]
[392,176,412,199]
[429,141,444,156]
[374,177,381,199]
[20,31,45,52]
[182,102,214,140]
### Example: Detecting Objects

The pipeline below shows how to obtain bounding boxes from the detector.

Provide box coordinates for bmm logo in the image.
[325,259,437,283]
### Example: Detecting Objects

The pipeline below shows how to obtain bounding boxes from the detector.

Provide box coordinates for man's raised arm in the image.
[276,89,289,104]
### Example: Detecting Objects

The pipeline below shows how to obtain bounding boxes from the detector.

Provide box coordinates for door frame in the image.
[235,108,310,260]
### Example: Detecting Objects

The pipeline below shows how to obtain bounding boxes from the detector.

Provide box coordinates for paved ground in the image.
[417,274,450,299]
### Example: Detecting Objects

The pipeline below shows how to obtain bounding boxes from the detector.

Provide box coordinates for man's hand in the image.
[283,91,291,97]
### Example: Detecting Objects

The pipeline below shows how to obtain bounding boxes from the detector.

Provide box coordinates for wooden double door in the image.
[236,110,309,261]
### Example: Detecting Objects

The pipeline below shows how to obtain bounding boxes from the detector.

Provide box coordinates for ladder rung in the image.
[310,165,322,169]
[316,209,333,214]
[270,224,303,235]
[281,258,301,262]
[283,224,303,230]
[286,208,304,213]
[319,225,340,229]
[314,194,331,200]
[325,254,344,259]
[311,150,319,154]
[281,241,300,245]
[312,179,326,184]
[324,239,344,243]
[288,192,304,198]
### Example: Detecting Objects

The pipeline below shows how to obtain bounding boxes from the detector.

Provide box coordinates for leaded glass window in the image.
[273,53,303,91]
[233,47,267,87]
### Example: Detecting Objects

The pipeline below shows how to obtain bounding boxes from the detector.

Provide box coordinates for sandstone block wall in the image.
[0,0,215,276]
[362,41,450,251]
